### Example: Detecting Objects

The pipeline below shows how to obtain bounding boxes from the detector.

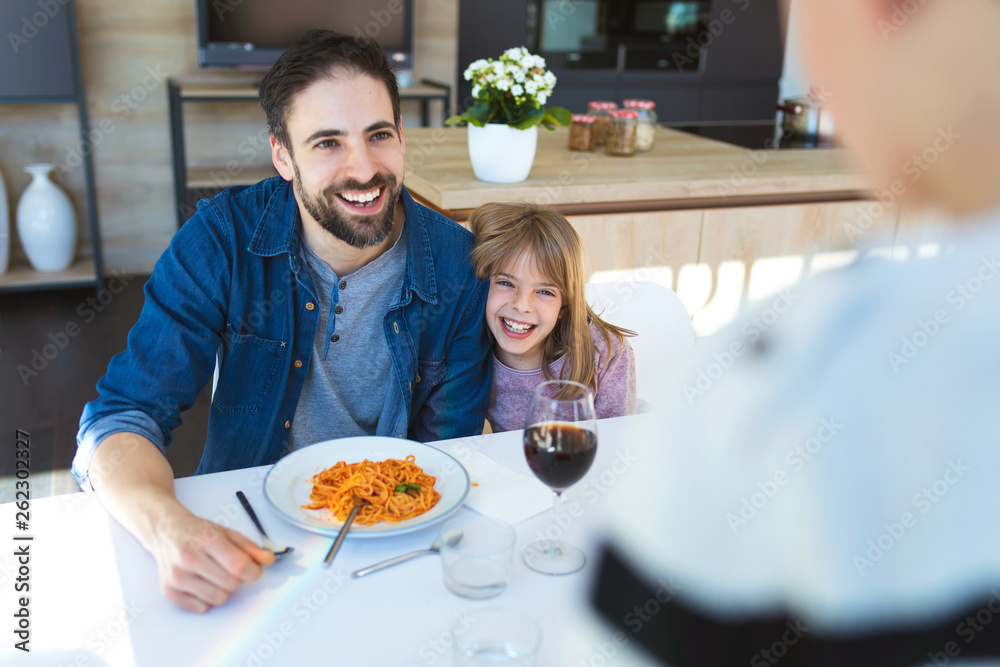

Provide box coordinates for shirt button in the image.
[339,280,347,289]
[305,302,316,311]
[284,420,291,429]
[331,334,340,342]
[415,374,421,384]
[334,305,344,314]
[294,360,303,368]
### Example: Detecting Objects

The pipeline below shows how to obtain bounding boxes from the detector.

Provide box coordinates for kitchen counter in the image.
[401,126,871,218]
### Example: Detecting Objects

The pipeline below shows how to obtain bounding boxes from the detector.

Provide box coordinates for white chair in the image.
[585,280,695,406]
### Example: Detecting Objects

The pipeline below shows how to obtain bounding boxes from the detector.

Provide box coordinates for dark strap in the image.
[590,541,1000,666]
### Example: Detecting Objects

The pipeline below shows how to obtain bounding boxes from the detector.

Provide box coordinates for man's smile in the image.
[336,186,384,211]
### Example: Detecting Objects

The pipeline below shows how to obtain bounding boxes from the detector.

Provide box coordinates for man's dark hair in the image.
[258,30,401,150]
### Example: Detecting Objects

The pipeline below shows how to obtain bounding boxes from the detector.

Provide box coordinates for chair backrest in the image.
[585,281,695,404]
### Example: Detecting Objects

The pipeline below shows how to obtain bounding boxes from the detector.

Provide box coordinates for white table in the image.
[1,415,660,667]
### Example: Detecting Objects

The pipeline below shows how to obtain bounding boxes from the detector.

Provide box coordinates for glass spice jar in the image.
[586,101,617,148]
[605,110,638,156]
[568,114,598,151]
[623,99,658,152]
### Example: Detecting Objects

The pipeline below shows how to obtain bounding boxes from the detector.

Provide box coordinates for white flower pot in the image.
[16,163,77,272]
[0,166,9,275]
[468,123,538,184]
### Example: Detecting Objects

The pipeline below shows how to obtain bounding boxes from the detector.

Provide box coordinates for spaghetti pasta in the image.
[302,455,441,526]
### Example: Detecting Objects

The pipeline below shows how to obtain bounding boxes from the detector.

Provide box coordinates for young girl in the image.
[469,202,637,433]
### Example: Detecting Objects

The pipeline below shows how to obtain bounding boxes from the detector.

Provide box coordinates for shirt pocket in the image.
[416,358,447,389]
[212,325,286,414]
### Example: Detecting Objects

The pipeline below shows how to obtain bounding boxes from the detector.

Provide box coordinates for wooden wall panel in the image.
[692,201,899,334]
[567,209,703,296]
[0,0,457,275]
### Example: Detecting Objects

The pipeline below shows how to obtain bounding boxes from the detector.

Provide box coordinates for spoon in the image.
[351,529,464,578]
[236,491,293,558]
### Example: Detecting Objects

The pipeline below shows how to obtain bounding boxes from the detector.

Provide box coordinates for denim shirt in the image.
[74,178,491,483]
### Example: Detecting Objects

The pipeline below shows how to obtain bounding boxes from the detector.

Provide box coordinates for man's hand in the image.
[148,509,275,613]
[87,432,275,612]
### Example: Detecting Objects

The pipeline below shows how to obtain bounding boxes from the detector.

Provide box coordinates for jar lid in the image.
[609,109,639,119]
[623,99,656,110]
[587,101,618,110]
[571,114,598,123]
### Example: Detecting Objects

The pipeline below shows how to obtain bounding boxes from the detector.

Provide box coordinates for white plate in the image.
[263,436,470,539]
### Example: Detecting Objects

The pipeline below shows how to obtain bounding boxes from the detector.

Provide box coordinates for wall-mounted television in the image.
[195,0,414,70]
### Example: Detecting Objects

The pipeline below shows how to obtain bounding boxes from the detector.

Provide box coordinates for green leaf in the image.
[512,107,546,130]
[395,483,422,494]
[540,106,572,129]
[444,99,498,127]
[465,100,497,127]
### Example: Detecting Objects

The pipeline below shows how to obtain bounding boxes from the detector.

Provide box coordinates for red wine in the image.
[524,422,597,491]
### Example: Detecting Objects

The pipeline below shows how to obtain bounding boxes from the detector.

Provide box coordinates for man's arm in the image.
[89,432,274,613]
[78,199,275,612]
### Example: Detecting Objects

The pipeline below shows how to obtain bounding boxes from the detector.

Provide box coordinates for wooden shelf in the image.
[187,166,279,190]
[0,258,98,292]
[0,0,103,294]
[177,80,448,101]
[169,77,451,227]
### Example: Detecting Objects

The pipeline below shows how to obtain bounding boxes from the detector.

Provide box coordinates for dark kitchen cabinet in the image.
[457,0,785,123]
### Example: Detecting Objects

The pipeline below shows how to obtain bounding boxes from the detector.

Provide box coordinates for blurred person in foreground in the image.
[590,0,1000,664]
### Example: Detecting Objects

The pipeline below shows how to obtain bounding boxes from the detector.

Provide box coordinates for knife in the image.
[323,501,361,567]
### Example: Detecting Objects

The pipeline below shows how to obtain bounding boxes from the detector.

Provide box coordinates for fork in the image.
[236,491,293,558]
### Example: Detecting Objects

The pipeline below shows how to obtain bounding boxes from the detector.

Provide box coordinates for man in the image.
[590,0,1000,664]
[72,31,491,613]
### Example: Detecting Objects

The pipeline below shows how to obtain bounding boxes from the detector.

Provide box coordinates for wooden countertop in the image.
[401,126,871,215]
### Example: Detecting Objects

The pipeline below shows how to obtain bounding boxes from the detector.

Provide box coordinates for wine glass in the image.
[522,379,597,575]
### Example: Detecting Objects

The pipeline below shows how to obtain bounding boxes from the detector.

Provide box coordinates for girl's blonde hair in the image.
[469,202,634,396]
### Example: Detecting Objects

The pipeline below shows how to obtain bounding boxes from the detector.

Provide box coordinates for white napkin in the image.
[433,440,553,525]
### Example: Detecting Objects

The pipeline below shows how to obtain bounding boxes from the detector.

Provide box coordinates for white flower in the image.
[464,59,489,80]
[504,46,528,61]
[461,46,561,118]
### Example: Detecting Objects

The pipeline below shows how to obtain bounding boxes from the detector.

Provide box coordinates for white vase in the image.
[467,124,538,184]
[0,166,9,275]
[16,163,77,272]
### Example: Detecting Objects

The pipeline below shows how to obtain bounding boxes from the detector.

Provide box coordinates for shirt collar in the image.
[398,187,438,305]
[247,177,299,258]
[247,179,438,304]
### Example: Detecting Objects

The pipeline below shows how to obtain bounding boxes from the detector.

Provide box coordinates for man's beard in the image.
[292,160,400,250]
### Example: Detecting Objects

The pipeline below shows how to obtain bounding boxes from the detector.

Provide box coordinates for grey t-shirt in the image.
[287,226,408,452]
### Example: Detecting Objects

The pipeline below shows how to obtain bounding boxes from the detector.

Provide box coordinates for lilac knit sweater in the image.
[487,322,637,433]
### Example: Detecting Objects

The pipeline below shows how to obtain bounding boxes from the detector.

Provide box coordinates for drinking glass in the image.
[522,379,597,575]
[440,515,515,599]
[452,608,541,666]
